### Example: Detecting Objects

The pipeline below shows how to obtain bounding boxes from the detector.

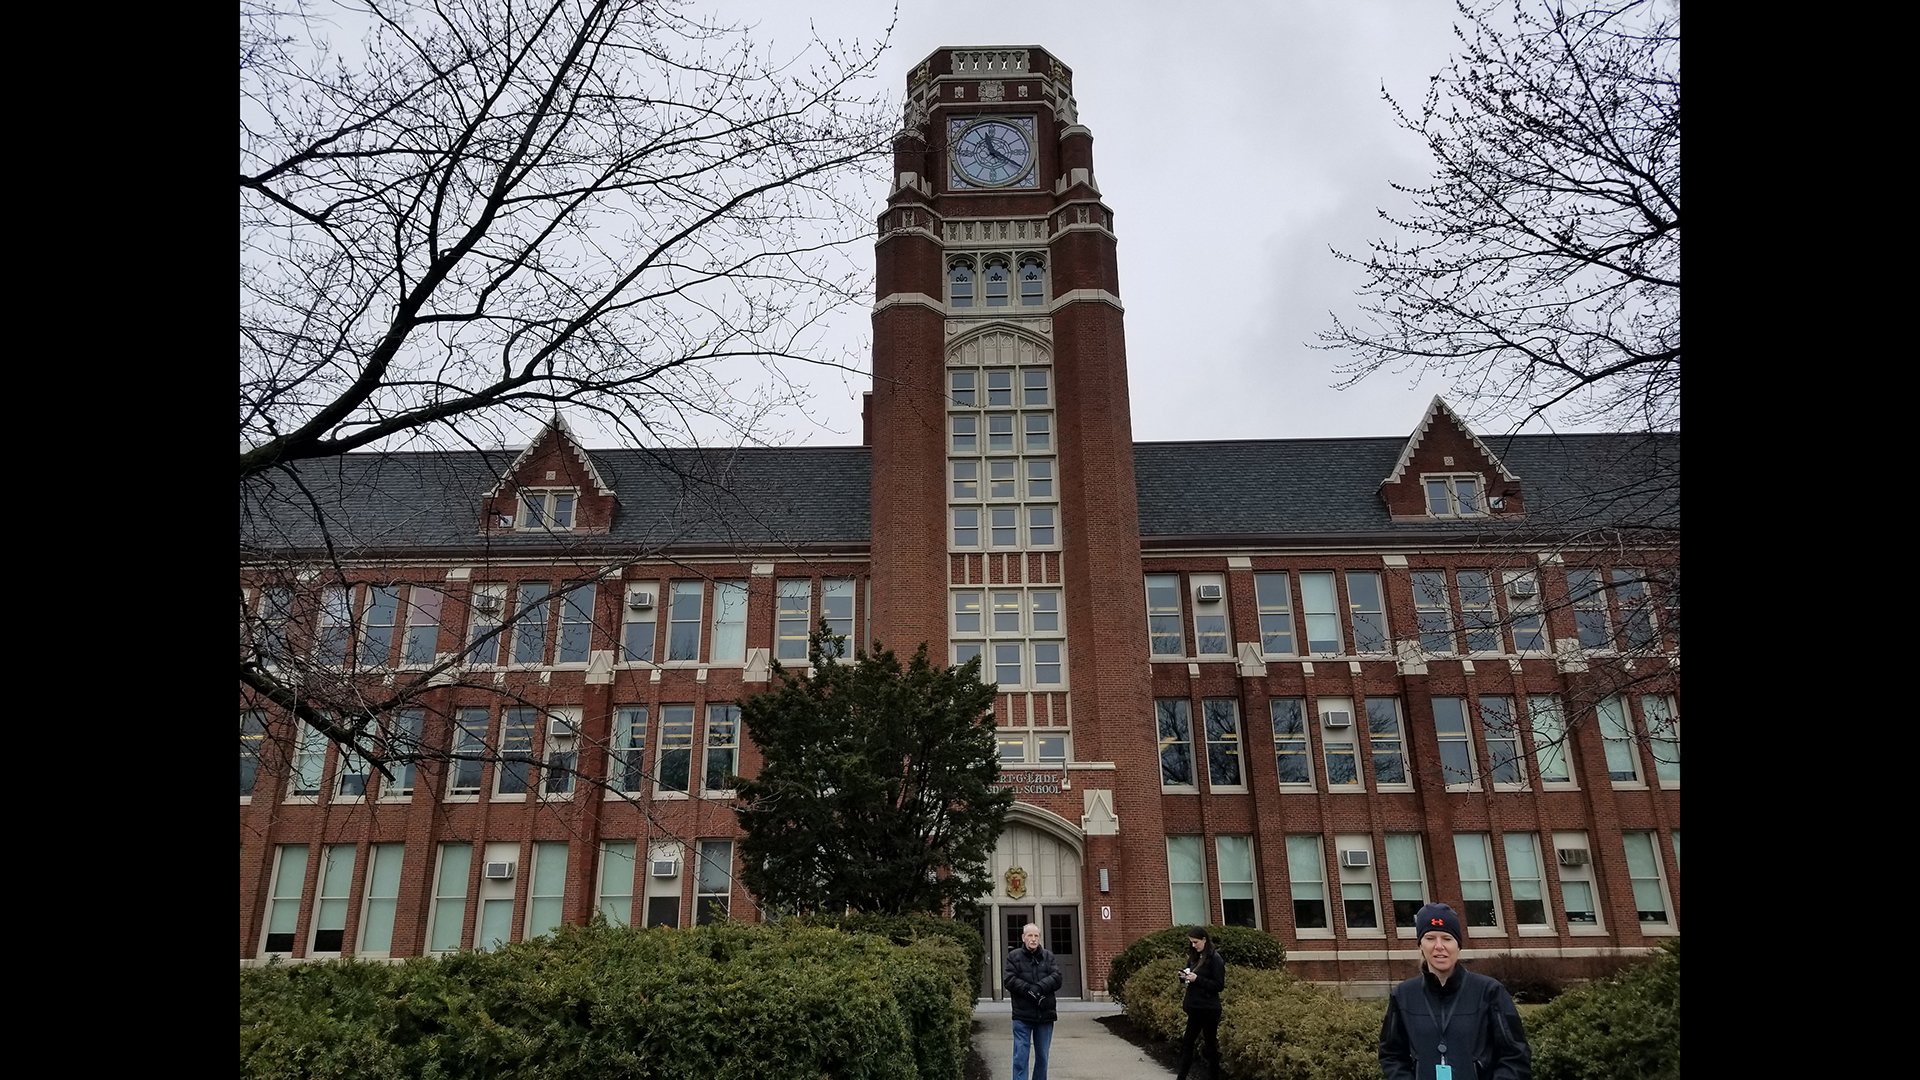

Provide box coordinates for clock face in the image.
[951,118,1036,189]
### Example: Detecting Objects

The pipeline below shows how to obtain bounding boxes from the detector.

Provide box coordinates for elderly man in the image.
[1003,922,1063,1080]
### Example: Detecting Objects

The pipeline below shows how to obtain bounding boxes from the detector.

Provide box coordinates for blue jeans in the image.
[1011,1017,1053,1080]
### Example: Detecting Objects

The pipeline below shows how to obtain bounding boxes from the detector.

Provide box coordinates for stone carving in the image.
[980,80,1004,102]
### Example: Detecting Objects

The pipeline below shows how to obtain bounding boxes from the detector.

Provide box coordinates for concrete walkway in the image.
[970,999,1175,1079]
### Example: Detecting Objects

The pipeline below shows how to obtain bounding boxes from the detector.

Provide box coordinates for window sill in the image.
[1517,927,1557,937]
[1160,787,1201,795]
[1344,929,1387,939]
[653,791,691,801]
[1609,781,1650,791]
[489,793,529,803]
[444,794,480,803]
[1568,926,1609,936]
[604,789,648,800]
[1641,923,1680,937]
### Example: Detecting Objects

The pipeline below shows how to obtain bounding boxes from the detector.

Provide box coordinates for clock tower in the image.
[867,46,1161,993]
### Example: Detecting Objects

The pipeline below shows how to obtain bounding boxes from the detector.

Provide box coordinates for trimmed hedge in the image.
[1529,939,1680,1080]
[1119,956,1383,1080]
[239,920,974,1080]
[1106,925,1285,1005]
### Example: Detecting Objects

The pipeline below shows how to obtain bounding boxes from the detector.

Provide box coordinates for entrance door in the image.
[1041,904,1082,998]
[998,905,1034,1001]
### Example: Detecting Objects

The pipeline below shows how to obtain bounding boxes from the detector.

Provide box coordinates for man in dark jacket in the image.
[1003,922,1063,1080]
[1379,902,1532,1080]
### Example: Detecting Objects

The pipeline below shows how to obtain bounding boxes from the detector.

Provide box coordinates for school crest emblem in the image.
[1005,865,1028,900]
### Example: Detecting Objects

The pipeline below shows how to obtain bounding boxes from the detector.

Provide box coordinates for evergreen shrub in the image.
[1106,924,1285,1005]
[1528,939,1680,1080]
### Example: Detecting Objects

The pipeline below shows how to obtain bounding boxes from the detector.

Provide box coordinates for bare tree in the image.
[1318,0,1679,435]
[240,0,898,782]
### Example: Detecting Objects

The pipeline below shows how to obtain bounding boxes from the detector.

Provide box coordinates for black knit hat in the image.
[1412,902,1464,944]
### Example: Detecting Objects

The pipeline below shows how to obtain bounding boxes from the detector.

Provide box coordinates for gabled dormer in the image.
[479,416,617,535]
[1379,396,1524,522]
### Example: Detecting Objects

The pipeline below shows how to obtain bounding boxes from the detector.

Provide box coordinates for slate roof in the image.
[240,432,1676,559]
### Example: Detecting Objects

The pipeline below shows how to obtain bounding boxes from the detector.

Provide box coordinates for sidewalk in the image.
[970,999,1174,1079]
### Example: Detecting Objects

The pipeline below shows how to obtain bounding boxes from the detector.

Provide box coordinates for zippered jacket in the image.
[1379,965,1531,1080]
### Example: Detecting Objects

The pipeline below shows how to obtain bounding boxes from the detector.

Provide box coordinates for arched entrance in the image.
[977,806,1085,999]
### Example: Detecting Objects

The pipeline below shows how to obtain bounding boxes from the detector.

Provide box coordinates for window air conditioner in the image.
[547,717,575,739]
[627,590,656,611]
[1196,584,1224,602]
[1322,710,1353,729]
[650,858,679,878]
[1508,578,1539,599]
[474,595,502,614]
[1340,849,1372,869]
[1556,848,1590,867]
[484,861,516,880]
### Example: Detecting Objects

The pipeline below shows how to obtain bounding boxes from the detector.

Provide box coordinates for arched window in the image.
[1019,256,1045,306]
[983,259,1010,307]
[949,261,975,308]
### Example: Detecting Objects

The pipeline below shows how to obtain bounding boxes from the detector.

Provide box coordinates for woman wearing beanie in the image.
[1173,926,1226,1080]
[1379,902,1532,1079]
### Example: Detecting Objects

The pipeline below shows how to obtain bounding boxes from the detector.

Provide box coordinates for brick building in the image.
[239,44,1679,997]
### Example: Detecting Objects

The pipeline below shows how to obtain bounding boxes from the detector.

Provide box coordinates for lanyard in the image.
[1420,980,1461,1066]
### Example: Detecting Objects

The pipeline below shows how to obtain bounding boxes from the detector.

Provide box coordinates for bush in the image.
[1469,949,1649,1004]
[1107,925,1285,1004]
[1528,939,1680,1080]
[239,921,971,1080]
[780,911,984,1003]
[1118,956,1383,1080]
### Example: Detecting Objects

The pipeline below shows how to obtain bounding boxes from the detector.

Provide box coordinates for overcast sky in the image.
[712,0,1528,449]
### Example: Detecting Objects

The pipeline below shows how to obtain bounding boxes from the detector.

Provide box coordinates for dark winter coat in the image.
[1004,944,1062,1023]
[1379,965,1532,1080]
[1180,946,1226,1014]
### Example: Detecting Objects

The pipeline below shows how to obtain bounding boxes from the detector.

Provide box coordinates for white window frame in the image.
[1455,570,1501,654]
[1622,830,1677,934]
[1201,698,1245,790]
[1384,833,1429,938]
[447,708,489,799]
[357,842,405,956]
[621,583,657,663]
[1551,831,1604,933]
[240,709,268,801]
[1155,698,1198,792]
[1319,697,1362,791]
[378,709,424,800]
[1453,832,1502,934]
[555,583,596,664]
[1613,568,1660,651]
[492,706,537,799]
[1285,835,1331,938]
[1642,694,1680,787]
[1254,571,1297,657]
[1432,697,1479,790]
[465,583,506,665]
[287,720,327,801]
[515,488,577,531]
[1480,695,1526,789]
[1596,695,1643,785]
[1167,835,1208,927]
[428,843,472,954]
[702,703,741,796]
[308,843,356,956]
[1216,835,1260,929]
[656,705,695,796]
[610,705,648,795]
[1335,833,1383,937]
[1269,697,1314,790]
[1299,572,1343,655]
[1364,696,1411,791]
[541,706,580,799]
[1422,473,1485,518]
[260,844,309,957]
[1567,568,1613,650]
[525,841,568,940]
[597,840,637,928]
[665,581,704,663]
[314,584,354,667]
[1503,832,1552,933]
[1190,574,1229,657]
[1502,569,1546,652]
[695,839,734,925]
[1411,570,1455,654]
[359,585,402,669]
[1526,694,1575,788]
[1345,571,1389,654]
[775,579,811,662]
[1145,574,1185,657]
[709,581,748,664]
[509,582,552,666]
[401,585,444,666]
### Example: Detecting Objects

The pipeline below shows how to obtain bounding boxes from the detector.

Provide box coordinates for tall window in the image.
[429,843,472,953]
[1503,833,1549,927]
[1527,695,1572,786]
[1202,699,1244,787]
[704,704,740,794]
[776,579,810,661]
[510,583,552,665]
[1167,836,1208,926]
[449,708,488,796]
[1384,834,1428,933]
[381,709,423,798]
[1299,572,1342,654]
[526,842,567,939]
[360,586,401,667]
[289,720,327,798]
[335,737,372,799]
[465,584,506,664]
[240,710,267,797]
[1567,569,1612,649]
[495,707,537,796]
[256,585,298,669]
[709,581,747,663]
[358,843,404,955]
[311,844,355,954]
[1613,569,1659,649]
[1192,578,1228,656]
[1480,696,1524,786]
[1156,699,1196,789]
[1432,697,1478,788]
[1286,835,1329,932]
[1269,698,1313,787]
[1502,570,1546,652]
[666,581,704,661]
[598,841,636,928]
[1337,835,1380,932]
[1254,572,1296,656]
[1145,575,1184,656]
[1553,832,1600,927]
[1345,571,1388,653]
[1217,836,1258,928]
[543,709,578,797]
[983,258,1010,306]
[949,261,974,307]
[1453,833,1499,930]
[1456,571,1500,652]
[622,585,656,662]
[695,840,733,924]
[1365,697,1408,787]
[1622,831,1672,926]
[1643,694,1680,785]
[1018,255,1045,305]
[657,706,694,794]
[556,584,595,663]
[820,576,853,652]
[402,587,444,665]
[1412,570,1455,653]
[262,845,308,954]
[315,585,353,666]
[612,706,648,794]
[1596,695,1640,783]
[1320,699,1360,789]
